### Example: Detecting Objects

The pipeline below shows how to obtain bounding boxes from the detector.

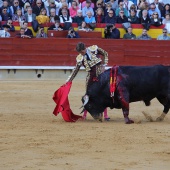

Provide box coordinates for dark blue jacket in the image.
[67,31,80,38]
[105,16,116,24]
[111,28,120,39]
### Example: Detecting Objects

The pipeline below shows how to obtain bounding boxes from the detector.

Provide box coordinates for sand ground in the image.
[0,80,170,170]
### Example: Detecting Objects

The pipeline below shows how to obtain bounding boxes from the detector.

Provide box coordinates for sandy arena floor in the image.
[0,80,170,170]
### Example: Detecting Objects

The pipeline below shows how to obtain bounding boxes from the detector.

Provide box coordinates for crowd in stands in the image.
[0,0,170,40]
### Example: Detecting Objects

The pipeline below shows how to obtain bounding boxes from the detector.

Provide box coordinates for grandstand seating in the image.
[0,21,165,38]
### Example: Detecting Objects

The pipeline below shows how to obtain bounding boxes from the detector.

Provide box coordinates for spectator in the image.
[162,13,170,24]
[22,21,33,38]
[73,9,84,26]
[45,0,61,16]
[137,28,152,40]
[78,21,92,31]
[104,2,114,17]
[105,9,116,24]
[49,8,59,23]
[24,7,36,22]
[115,1,128,17]
[123,27,136,39]
[15,27,31,38]
[122,0,134,11]
[0,0,12,16]
[81,0,94,9]
[104,23,120,39]
[128,10,139,24]
[36,8,49,24]
[94,1,105,12]
[23,2,31,14]
[59,8,72,23]
[32,0,44,16]
[6,19,15,31]
[12,8,26,22]
[161,4,170,18]
[95,7,105,23]
[137,0,148,10]
[157,28,170,40]
[58,2,70,17]
[48,19,63,30]
[67,26,80,38]
[116,9,128,23]
[84,10,96,24]
[148,3,161,18]
[68,0,81,9]
[129,4,137,13]
[153,0,164,16]
[139,9,151,30]
[106,0,118,12]
[36,26,47,38]
[0,24,10,37]
[164,13,170,33]
[19,0,31,8]
[69,1,79,20]
[137,1,149,19]
[150,12,162,26]
[82,0,94,17]
[1,7,11,21]
[10,0,24,16]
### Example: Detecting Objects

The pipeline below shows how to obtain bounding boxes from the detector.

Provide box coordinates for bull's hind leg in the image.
[156,104,170,121]
[156,96,170,121]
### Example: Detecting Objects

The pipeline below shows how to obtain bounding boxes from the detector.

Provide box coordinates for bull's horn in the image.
[79,105,84,109]
[80,108,86,114]
[83,95,89,106]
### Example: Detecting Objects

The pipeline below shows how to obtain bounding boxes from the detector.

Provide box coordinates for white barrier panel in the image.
[0,69,86,80]
[0,66,110,80]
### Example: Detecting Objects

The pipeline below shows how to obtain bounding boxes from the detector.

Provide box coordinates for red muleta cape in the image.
[53,81,82,122]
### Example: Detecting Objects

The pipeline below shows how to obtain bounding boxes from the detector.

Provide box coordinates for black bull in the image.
[82,65,170,124]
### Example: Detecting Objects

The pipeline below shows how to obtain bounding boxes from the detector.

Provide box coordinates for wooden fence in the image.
[0,38,170,66]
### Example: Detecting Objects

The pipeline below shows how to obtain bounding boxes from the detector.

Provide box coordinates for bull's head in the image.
[82,94,106,121]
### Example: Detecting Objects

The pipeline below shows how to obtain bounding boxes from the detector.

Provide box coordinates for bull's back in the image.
[119,65,169,102]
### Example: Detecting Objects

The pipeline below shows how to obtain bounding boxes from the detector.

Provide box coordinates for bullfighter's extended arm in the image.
[66,62,82,82]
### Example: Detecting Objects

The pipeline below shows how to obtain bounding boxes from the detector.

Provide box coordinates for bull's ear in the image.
[83,95,89,106]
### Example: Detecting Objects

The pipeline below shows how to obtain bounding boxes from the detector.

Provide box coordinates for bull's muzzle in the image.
[91,113,103,122]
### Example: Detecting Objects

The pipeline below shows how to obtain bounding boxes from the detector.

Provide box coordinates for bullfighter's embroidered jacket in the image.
[66,45,108,82]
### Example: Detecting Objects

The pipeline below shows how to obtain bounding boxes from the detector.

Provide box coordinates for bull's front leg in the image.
[122,108,134,124]
[117,85,134,124]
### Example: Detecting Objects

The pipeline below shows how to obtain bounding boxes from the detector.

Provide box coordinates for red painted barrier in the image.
[0,38,169,66]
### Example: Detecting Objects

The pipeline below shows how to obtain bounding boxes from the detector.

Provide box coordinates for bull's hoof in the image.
[125,119,134,124]
[104,117,110,121]
[156,117,164,122]
[99,118,103,122]
[156,113,166,122]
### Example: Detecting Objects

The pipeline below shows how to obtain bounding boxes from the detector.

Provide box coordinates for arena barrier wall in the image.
[0,38,170,80]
